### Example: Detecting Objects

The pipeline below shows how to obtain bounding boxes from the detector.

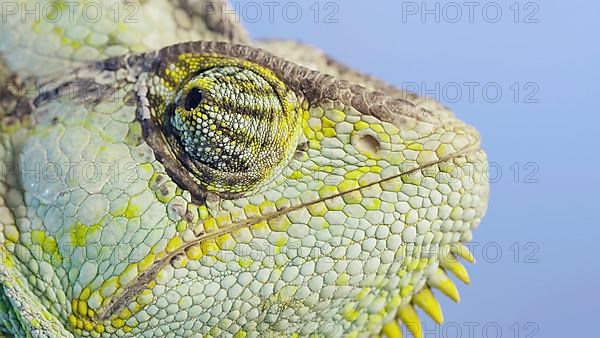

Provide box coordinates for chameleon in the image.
[0,0,489,337]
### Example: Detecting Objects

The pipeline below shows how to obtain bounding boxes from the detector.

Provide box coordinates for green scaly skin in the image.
[0,1,489,337]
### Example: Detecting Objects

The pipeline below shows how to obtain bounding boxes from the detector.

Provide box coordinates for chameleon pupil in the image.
[183,87,203,110]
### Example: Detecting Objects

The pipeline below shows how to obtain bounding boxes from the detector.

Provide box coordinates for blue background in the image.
[242,1,599,337]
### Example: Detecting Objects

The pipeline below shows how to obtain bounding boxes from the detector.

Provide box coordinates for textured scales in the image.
[0,1,489,337]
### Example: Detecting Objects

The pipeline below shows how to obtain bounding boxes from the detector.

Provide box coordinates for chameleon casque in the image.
[0,1,489,337]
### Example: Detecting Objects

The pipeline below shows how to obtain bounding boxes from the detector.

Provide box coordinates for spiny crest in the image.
[381,244,475,338]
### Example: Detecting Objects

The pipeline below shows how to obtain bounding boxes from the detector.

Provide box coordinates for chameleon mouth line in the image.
[96,144,482,321]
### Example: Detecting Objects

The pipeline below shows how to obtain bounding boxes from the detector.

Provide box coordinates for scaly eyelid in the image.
[144,59,304,200]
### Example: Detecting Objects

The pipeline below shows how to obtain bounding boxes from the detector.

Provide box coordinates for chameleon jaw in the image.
[93,145,482,326]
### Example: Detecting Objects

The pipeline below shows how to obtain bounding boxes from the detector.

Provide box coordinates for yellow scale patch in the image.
[30,230,62,263]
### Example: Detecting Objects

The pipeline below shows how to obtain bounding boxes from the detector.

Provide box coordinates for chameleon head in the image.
[167,64,302,196]
[1,42,488,336]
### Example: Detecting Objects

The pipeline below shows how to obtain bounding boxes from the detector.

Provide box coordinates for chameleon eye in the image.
[156,62,303,199]
[183,87,203,111]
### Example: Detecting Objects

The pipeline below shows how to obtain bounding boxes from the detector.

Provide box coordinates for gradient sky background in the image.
[241,1,599,336]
